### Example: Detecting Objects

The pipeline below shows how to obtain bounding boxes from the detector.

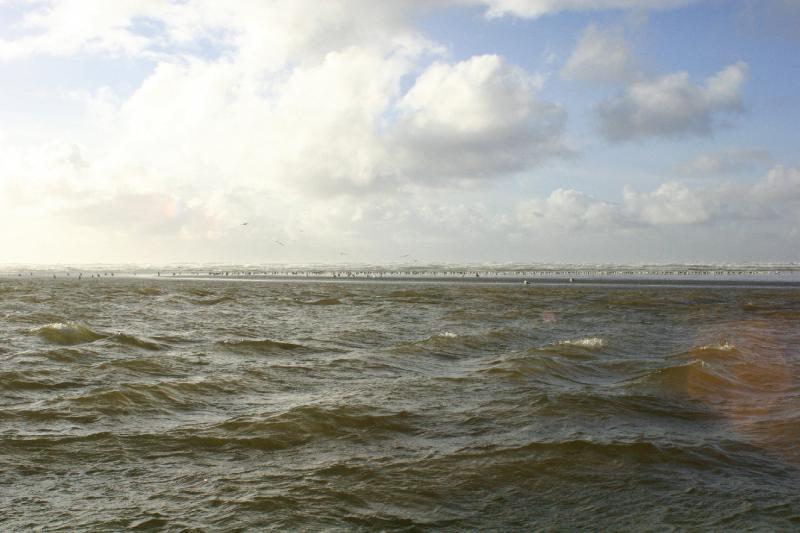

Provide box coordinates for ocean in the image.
[2,266,799,530]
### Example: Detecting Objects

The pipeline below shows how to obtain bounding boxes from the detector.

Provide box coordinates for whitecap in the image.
[556,337,604,348]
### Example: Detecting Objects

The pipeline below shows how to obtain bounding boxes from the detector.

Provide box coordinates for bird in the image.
[241,222,248,226]
[274,240,285,246]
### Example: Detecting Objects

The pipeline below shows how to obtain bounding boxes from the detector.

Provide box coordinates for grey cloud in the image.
[739,0,800,40]
[391,55,568,183]
[61,192,219,237]
[479,0,697,19]
[561,25,638,85]
[596,62,748,142]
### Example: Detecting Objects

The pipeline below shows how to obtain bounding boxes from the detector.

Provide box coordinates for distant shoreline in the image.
[3,264,800,286]
[158,272,800,288]
[4,270,799,288]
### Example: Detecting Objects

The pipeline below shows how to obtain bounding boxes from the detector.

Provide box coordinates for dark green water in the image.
[1,277,799,530]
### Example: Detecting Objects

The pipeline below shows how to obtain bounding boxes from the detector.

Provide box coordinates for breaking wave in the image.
[554,337,605,349]
[31,322,105,345]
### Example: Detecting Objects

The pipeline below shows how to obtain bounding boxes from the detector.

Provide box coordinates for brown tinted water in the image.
[1,276,799,530]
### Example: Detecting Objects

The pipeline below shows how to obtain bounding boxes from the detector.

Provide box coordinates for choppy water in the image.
[2,275,799,530]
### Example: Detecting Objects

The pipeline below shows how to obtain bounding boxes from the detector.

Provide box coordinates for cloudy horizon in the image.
[1,0,798,264]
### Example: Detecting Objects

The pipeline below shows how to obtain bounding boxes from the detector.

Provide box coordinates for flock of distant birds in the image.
[3,222,794,283]
[6,268,794,284]
[8,223,791,283]
[12,271,115,279]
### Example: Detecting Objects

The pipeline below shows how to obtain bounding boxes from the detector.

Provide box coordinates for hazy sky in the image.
[1,0,799,264]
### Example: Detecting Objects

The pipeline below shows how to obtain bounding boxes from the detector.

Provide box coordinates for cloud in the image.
[517,189,620,231]
[679,148,772,177]
[0,0,705,64]
[2,0,794,264]
[622,181,711,224]
[738,0,800,40]
[479,0,696,19]
[393,54,567,182]
[561,24,638,84]
[0,0,436,65]
[516,165,800,233]
[596,61,748,141]
[0,0,157,61]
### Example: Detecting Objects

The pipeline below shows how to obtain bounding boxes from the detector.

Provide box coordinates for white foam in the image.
[697,342,736,352]
[556,337,604,348]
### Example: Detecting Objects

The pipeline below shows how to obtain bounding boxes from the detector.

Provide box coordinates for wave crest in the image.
[32,322,104,345]
[220,338,309,353]
[555,337,604,349]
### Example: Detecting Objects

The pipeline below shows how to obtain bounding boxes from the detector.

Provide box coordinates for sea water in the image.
[1,268,799,530]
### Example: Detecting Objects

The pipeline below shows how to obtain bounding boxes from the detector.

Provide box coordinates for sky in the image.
[1,0,799,265]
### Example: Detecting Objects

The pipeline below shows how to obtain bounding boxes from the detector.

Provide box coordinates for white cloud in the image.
[479,0,696,19]
[0,0,159,61]
[393,54,566,182]
[516,165,800,233]
[1,0,794,264]
[517,189,620,231]
[622,181,711,224]
[0,0,437,66]
[561,24,638,84]
[0,2,572,263]
[679,148,772,176]
[597,62,748,141]
[752,165,800,205]
[0,0,704,64]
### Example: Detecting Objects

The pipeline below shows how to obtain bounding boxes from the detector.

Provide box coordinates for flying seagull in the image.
[274,240,286,246]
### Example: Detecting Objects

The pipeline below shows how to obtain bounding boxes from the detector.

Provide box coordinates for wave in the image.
[391,328,536,360]
[184,288,214,297]
[96,357,173,375]
[386,289,445,304]
[2,404,419,451]
[110,333,163,351]
[217,404,417,438]
[0,370,84,391]
[480,350,605,386]
[135,286,165,296]
[67,378,242,415]
[447,438,757,470]
[191,296,235,306]
[31,322,105,345]
[689,342,738,359]
[553,337,604,349]
[219,338,310,353]
[303,298,343,305]
[631,359,734,391]
[387,289,432,299]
